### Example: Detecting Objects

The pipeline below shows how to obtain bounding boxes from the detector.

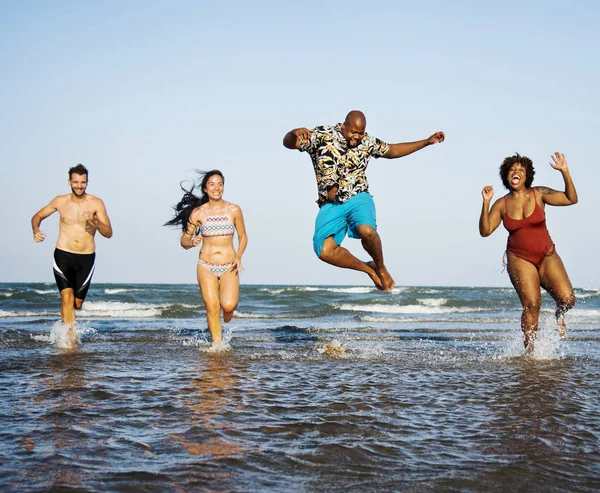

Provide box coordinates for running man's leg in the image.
[59,288,76,327]
[53,249,78,343]
[73,252,95,310]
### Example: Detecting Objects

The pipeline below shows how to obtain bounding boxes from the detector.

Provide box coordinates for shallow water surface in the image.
[1,283,599,492]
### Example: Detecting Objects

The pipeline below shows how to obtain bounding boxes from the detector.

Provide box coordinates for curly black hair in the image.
[499,153,535,190]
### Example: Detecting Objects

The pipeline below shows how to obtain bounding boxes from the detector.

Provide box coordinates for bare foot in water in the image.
[557,315,566,339]
[364,261,385,290]
[524,329,536,354]
[223,311,233,323]
[67,326,79,348]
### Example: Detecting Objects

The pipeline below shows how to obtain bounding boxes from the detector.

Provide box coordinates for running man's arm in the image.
[283,127,312,150]
[31,198,59,242]
[232,204,248,273]
[479,187,503,237]
[382,131,445,159]
[538,152,578,207]
[86,198,113,238]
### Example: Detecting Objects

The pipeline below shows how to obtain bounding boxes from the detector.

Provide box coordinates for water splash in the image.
[201,341,232,353]
[48,321,80,349]
[528,325,563,360]
[175,320,244,349]
[31,321,97,348]
[317,339,347,357]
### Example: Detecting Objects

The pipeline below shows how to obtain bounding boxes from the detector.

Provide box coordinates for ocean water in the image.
[1,282,600,492]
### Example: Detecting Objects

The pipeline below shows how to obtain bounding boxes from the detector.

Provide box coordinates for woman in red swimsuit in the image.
[479,152,578,350]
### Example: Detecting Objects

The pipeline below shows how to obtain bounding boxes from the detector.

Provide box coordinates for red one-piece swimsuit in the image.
[503,189,555,267]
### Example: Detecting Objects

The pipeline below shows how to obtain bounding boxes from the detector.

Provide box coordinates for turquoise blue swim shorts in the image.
[312,192,377,257]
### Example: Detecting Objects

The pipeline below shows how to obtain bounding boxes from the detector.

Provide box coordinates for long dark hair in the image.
[165,169,225,233]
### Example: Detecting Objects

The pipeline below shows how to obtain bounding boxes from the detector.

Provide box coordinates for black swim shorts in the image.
[53,248,96,300]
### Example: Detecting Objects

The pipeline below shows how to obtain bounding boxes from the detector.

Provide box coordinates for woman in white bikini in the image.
[166,170,247,343]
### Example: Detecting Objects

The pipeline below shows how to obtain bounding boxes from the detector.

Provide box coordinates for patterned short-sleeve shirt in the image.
[300,124,389,204]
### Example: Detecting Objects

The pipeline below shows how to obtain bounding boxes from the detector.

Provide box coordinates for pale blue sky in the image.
[1,0,598,287]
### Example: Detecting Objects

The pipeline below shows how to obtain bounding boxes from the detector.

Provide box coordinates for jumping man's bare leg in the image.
[356,225,395,292]
[319,237,385,290]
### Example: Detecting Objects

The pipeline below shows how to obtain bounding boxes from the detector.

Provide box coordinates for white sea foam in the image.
[539,307,600,321]
[0,291,13,297]
[325,287,376,294]
[260,288,285,294]
[104,288,134,295]
[234,311,289,319]
[334,303,482,315]
[359,315,514,324]
[295,286,392,294]
[574,290,600,299]
[260,285,408,295]
[78,301,164,318]
[359,315,419,323]
[416,298,448,307]
[33,290,55,295]
[0,310,56,318]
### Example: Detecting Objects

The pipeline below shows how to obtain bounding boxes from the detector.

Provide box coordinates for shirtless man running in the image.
[31,164,113,344]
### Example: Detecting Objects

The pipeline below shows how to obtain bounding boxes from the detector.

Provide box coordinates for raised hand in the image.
[428,131,445,145]
[33,230,46,243]
[294,127,312,146]
[481,185,494,202]
[550,152,567,171]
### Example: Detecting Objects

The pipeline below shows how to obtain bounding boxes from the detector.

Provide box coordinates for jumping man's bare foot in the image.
[365,261,385,291]
[223,311,233,323]
[376,266,395,293]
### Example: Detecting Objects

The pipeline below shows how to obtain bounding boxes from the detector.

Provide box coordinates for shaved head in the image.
[341,110,367,148]
[344,110,366,128]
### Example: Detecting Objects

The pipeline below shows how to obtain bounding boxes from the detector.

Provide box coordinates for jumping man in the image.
[283,110,445,291]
